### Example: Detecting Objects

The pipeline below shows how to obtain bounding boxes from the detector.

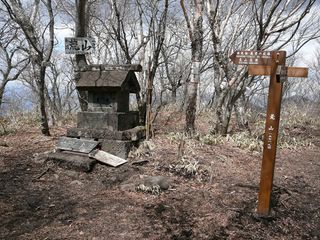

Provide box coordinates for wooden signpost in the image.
[230,50,308,215]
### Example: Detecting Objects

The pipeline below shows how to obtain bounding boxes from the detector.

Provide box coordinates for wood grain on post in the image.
[257,51,286,215]
[248,65,308,78]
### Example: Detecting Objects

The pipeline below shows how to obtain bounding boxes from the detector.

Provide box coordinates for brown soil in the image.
[0,119,319,240]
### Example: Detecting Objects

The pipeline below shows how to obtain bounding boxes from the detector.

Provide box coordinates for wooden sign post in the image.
[230,50,308,215]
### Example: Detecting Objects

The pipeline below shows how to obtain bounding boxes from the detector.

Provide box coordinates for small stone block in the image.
[56,137,99,153]
[101,139,137,159]
[47,151,96,172]
[89,150,127,167]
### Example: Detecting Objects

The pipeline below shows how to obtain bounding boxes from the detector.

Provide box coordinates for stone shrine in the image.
[66,64,145,159]
[48,65,145,172]
[76,65,140,130]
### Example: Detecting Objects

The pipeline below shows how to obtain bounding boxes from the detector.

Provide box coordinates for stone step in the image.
[47,151,96,172]
[67,126,145,141]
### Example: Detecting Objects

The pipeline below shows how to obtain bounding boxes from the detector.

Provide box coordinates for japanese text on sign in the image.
[266,113,276,150]
[236,51,271,65]
[65,37,96,54]
[230,50,273,65]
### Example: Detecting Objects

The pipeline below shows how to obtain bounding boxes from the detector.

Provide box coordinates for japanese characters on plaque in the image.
[266,114,276,150]
[65,37,96,54]
[236,51,271,65]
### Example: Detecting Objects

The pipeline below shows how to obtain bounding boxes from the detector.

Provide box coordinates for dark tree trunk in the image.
[171,87,177,104]
[145,0,169,140]
[185,81,198,134]
[234,93,250,132]
[0,82,7,109]
[38,64,50,136]
[75,0,88,111]
[215,103,232,135]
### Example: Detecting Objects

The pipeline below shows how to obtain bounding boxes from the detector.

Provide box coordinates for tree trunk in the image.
[181,0,204,135]
[75,0,88,111]
[185,60,200,134]
[145,0,169,139]
[145,61,153,140]
[75,0,88,67]
[171,88,177,104]
[37,64,50,136]
[234,93,250,132]
[0,82,7,109]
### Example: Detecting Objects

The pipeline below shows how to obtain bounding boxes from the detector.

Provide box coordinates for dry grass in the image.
[136,184,162,195]
[0,112,76,136]
[155,102,319,152]
[0,112,40,136]
[278,103,319,150]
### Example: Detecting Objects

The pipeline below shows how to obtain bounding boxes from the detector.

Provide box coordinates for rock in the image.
[33,151,52,164]
[143,175,170,190]
[120,183,136,192]
[70,180,84,186]
[119,175,170,192]
[0,141,9,147]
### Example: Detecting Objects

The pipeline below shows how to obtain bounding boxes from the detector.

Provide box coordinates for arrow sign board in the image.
[230,50,273,65]
[248,65,308,78]
[65,37,96,54]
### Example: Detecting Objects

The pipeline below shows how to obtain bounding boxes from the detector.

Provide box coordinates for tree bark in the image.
[0,84,5,108]
[38,65,50,135]
[234,93,250,132]
[75,0,88,111]
[181,0,204,135]
[171,88,177,104]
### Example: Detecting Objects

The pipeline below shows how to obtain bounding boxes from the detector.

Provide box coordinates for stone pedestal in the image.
[77,111,139,131]
[67,126,145,158]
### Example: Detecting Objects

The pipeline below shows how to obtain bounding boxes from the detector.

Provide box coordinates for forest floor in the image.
[0,109,319,240]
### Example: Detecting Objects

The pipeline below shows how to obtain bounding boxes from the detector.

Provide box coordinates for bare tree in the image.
[145,0,169,139]
[181,0,204,135]
[160,16,191,104]
[205,0,319,134]
[88,0,170,136]
[2,0,55,136]
[0,15,29,109]
[45,56,79,125]
[287,40,320,104]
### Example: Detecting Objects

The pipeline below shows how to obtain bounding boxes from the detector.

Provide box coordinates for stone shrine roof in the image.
[76,69,140,93]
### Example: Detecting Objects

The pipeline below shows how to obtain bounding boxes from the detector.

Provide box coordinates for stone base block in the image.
[67,126,145,141]
[100,139,139,159]
[77,111,139,131]
[47,151,96,172]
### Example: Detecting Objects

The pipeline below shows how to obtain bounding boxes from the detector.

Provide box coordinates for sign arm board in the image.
[248,65,308,78]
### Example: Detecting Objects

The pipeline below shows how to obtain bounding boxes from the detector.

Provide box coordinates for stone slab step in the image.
[47,151,96,172]
[67,126,145,141]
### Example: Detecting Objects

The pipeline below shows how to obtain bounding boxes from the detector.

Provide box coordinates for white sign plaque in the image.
[65,37,96,54]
